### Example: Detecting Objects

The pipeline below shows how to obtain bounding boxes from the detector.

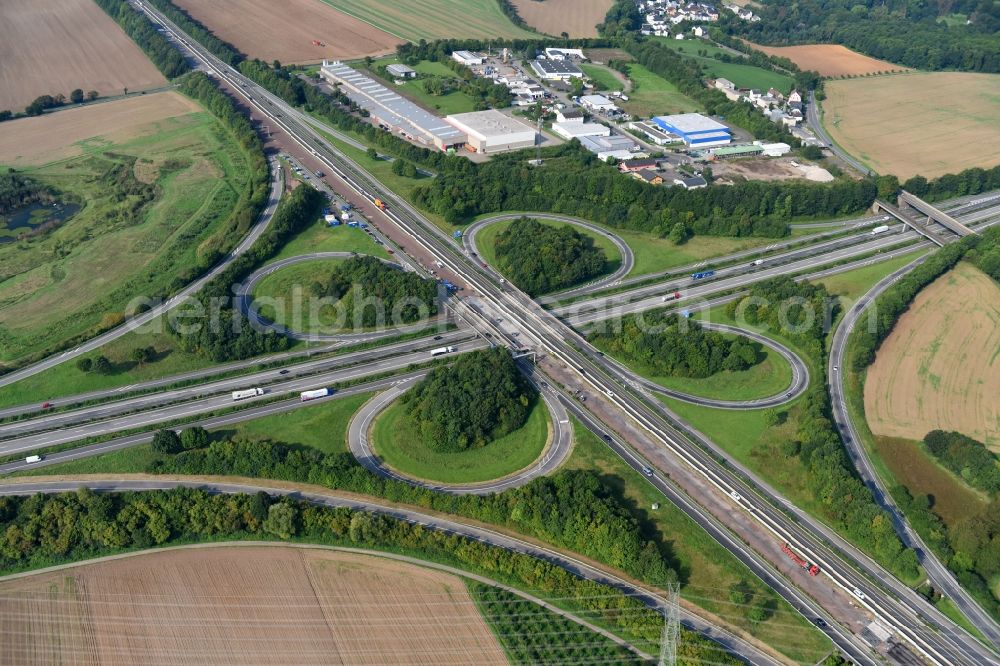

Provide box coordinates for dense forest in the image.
[413,143,875,232]
[0,172,57,214]
[728,278,919,579]
[494,218,609,295]
[319,255,439,328]
[0,485,690,653]
[724,0,1000,72]
[590,312,762,378]
[924,430,1000,494]
[900,165,1000,203]
[400,348,535,452]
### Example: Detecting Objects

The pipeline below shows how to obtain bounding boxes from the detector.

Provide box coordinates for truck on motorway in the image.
[662,291,681,302]
[25,455,43,464]
[781,543,820,576]
[300,388,332,402]
[691,270,716,280]
[869,225,890,235]
[431,346,457,356]
[374,199,386,210]
[232,388,265,401]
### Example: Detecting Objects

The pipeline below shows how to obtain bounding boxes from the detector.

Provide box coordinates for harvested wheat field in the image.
[511,0,613,37]
[0,0,165,112]
[0,546,508,665]
[0,92,204,167]
[172,0,400,63]
[745,43,906,77]
[823,72,1000,179]
[865,262,1000,449]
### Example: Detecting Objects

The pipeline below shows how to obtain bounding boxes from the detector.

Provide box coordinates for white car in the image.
[729,490,742,502]
[642,467,654,477]
[852,588,866,601]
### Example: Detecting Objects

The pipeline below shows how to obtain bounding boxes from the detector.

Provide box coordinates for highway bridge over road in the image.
[875,191,981,247]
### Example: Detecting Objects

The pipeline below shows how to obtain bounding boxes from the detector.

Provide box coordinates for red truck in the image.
[782,543,820,576]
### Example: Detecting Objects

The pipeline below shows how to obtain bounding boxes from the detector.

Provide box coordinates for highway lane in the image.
[347,367,573,494]
[0,476,782,666]
[0,331,475,439]
[461,213,635,300]
[829,256,1000,648]
[0,340,489,457]
[113,8,1000,661]
[0,156,285,390]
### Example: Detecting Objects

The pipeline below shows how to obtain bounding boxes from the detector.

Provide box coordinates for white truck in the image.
[232,388,265,401]
[870,225,890,235]
[300,388,332,402]
[430,346,457,356]
[25,455,43,464]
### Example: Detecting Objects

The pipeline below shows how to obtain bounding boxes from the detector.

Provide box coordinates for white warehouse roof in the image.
[654,113,728,134]
[552,121,610,140]
[446,110,536,141]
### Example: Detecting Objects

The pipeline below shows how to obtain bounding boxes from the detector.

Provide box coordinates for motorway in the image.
[829,256,1000,648]
[0,155,285,390]
[7,1,1000,662]
[347,368,574,494]
[0,477,781,666]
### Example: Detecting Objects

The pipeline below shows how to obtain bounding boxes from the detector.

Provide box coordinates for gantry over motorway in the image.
[11,2,1000,663]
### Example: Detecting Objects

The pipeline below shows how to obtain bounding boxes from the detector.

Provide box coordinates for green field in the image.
[372,396,549,484]
[269,216,391,263]
[580,63,625,92]
[564,420,832,663]
[817,249,929,302]
[252,258,346,334]
[367,58,480,115]
[615,227,773,277]
[0,108,253,368]
[594,335,793,401]
[319,0,537,42]
[658,38,795,94]
[474,218,622,288]
[621,63,701,118]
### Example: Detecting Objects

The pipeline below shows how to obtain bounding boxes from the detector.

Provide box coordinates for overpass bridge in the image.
[873,190,979,247]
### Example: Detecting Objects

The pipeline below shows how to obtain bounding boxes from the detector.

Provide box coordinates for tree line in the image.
[318,255,439,329]
[724,0,1000,73]
[401,348,535,452]
[0,486,691,655]
[95,0,189,77]
[494,218,609,295]
[590,312,762,378]
[897,165,1000,203]
[728,278,919,580]
[924,430,1000,495]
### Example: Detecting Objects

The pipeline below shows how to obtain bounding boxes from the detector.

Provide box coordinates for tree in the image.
[76,357,93,373]
[70,89,84,104]
[130,346,156,366]
[180,426,211,451]
[92,355,114,375]
[151,429,182,454]
[876,174,900,200]
[668,222,692,245]
[366,147,379,160]
[86,90,99,101]
[263,502,296,538]
[763,408,782,427]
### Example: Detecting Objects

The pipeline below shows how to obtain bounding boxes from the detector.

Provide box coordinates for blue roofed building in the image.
[651,113,731,148]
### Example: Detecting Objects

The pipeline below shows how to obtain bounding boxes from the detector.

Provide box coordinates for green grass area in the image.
[372,396,548,484]
[469,582,646,665]
[595,336,793,401]
[365,58,480,115]
[209,391,372,454]
[564,419,832,663]
[474,217,622,288]
[621,63,701,118]
[817,248,929,303]
[657,38,794,94]
[580,63,625,92]
[269,217,391,263]
[14,444,165,477]
[616,227,773,277]
[252,258,346,334]
[0,108,254,367]
[318,0,537,42]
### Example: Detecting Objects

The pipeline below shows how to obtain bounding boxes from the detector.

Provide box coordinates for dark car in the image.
[279,369,290,375]
[434,336,442,340]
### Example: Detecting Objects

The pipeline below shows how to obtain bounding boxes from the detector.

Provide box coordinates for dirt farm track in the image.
[0,0,166,112]
[0,545,508,665]
[171,0,400,64]
[864,262,1000,449]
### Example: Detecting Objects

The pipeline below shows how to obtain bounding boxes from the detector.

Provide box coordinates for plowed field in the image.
[0,0,165,111]
[0,546,508,665]
[511,0,613,37]
[744,43,906,77]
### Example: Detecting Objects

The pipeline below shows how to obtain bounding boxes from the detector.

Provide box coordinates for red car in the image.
[41,402,52,409]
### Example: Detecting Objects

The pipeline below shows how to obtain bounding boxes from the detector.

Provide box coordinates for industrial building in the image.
[578,134,641,162]
[386,63,416,79]
[320,61,465,151]
[579,94,618,113]
[552,121,610,140]
[652,113,731,147]
[628,121,683,146]
[452,50,485,66]
[531,59,585,81]
[445,110,537,154]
